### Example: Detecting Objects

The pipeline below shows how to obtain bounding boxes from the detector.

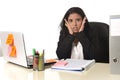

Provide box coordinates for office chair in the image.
[89,22,109,63]
[89,22,109,35]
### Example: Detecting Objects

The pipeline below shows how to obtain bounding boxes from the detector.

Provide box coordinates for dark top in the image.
[56,22,109,63]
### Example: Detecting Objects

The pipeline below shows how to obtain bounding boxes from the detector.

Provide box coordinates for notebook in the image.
[51,59,95,71]
[0,31,33,68]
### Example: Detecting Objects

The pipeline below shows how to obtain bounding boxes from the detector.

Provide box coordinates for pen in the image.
[32,48,36,56]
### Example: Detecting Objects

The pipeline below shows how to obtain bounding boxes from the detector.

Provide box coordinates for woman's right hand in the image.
[64,19,73,35]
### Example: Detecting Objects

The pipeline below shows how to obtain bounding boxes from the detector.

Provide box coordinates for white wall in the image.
[0,0,120,58]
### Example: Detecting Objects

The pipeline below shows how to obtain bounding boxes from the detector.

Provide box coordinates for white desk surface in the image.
[0,57,120,80]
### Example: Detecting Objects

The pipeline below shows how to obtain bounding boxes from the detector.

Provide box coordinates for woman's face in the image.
[68,13,83,33]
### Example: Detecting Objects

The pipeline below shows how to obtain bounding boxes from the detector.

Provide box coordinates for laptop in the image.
[0,31,33,68]
[110,15,120,74]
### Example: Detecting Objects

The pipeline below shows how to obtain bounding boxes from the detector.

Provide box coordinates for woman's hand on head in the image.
[79,17,87,32]
[64,19,73,35]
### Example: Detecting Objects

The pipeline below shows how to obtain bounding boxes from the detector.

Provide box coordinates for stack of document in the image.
[51,59,95,71]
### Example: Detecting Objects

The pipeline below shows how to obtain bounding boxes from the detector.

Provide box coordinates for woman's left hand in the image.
[79,17,87,32]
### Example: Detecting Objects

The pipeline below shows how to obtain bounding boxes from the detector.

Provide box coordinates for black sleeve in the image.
[76,30,109,63]
[76,31,95,60]
[56,31,75,59]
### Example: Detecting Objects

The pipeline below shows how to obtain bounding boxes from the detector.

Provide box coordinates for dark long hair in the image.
[60,7,90,36]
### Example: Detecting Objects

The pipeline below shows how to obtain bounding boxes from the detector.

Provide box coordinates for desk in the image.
[0,57,120,80]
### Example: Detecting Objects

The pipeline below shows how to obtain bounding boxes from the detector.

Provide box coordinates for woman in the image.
[56,7,109,63]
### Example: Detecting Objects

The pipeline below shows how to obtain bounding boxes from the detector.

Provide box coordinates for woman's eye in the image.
[76,19,80,21]
[68,19,72,23]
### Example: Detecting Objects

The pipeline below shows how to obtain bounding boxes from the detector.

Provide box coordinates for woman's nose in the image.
[73,21,77,26]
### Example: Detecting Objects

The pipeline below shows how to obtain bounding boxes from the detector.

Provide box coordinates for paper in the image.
[53,60,68,67]
[51,59,95,71]
[8,46,16,57]
[6,34,17,57]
